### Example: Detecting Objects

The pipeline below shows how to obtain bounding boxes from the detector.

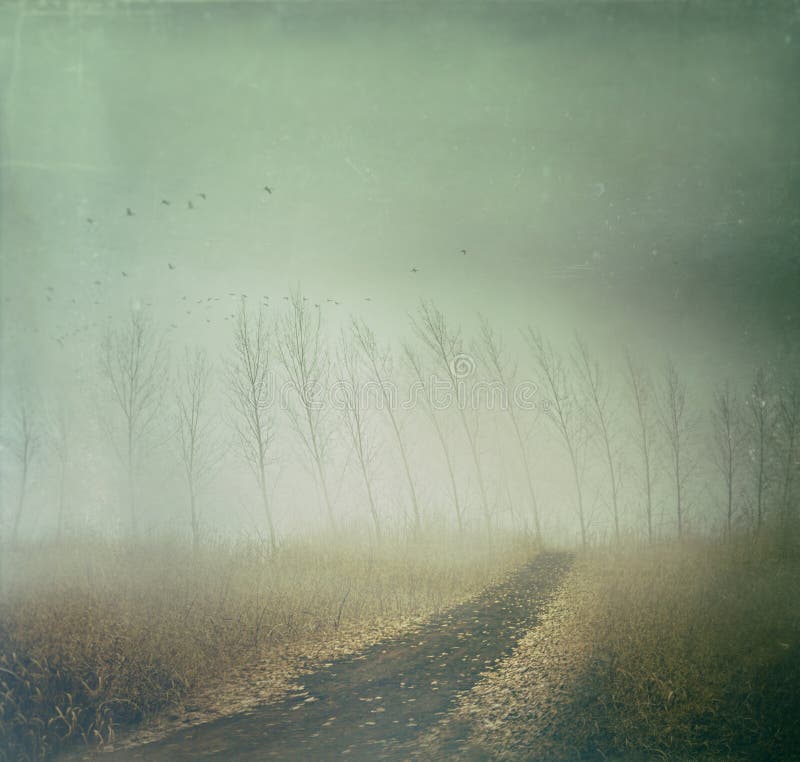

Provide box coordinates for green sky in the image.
[1,0,799,539]
[3,1,798,362]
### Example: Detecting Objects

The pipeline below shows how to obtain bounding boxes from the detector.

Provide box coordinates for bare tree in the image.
[658,359,695,542]
[100,309,168,537]
[775,377,800,548]
[624,349,658,543]
[526,330,589,548]
[229,301,278,551]
[8,395,39,548]
[574,335,622,543]
[711,380,744,541]
[49,402,70,543]
[176,348,219,553]
[745,367,772,536]
[277,292,336,531]
[414,303,491,536]
[336,333,381,540]
[353,319,421,534]
[404,345,463,532]
[478,318,542,541]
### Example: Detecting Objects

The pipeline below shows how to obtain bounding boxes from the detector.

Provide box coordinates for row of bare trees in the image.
[2,296,798,551]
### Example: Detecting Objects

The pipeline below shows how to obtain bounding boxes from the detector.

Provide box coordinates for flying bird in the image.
[364,297,372,301]
[126,208,134,216]
[263,185,273,194]
[86,217,94,225]
[410,267,419,273]
[197,193,206,200]
[460,249,467,255]
[187,200,195,210]
[161,199,170,206]
[121,271,128,277]
[168,263,176,270]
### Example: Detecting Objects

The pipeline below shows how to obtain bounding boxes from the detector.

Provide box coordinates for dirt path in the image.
[107,552,571,761]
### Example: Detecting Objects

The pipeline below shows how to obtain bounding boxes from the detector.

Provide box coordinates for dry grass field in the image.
[0,531,537,760]
[431,536,800,760]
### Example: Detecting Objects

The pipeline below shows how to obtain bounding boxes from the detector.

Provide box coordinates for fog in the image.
[1,0,799,546]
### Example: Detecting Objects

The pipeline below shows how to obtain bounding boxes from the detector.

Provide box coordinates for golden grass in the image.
[440,538,800,760]
[0,531,536,761]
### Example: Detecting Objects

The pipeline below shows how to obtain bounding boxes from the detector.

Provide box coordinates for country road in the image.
[102,553,572,761]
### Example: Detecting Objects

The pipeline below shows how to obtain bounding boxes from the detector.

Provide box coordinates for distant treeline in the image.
[2,293,798,552]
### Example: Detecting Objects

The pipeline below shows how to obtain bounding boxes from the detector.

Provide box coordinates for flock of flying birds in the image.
[6,184,474,349]
[85,185,468,279]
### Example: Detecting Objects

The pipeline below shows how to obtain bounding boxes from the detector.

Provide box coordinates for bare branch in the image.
[227,299,277,550]
[478,317,541,540]
[624,348,658,543]
[354,318,422,533]
[657,358,697,541]
[276,291,336,530]
[176,348,221,552]
[525,328,589,547]
[337,331,381,540]
[573,335,622,543]
[99,309,168,536]
[412,301,490,535]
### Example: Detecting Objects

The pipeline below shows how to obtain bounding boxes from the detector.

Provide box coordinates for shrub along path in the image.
[102,552,572,761]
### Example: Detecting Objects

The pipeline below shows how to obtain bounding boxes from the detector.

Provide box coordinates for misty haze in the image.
[1,1,799,759]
